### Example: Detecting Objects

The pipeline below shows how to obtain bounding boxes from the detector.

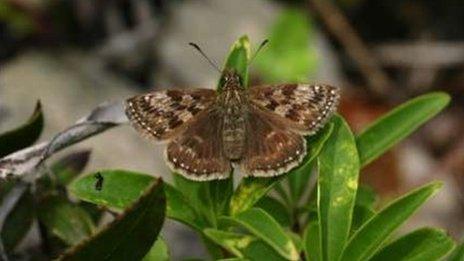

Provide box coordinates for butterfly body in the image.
[125,70,339,181]
[218,71,248,160]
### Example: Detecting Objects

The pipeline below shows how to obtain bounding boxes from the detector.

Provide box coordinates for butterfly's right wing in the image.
[241,106,307,177]
[125,89,216,141]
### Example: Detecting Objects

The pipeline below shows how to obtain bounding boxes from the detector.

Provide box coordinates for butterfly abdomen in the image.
[222,113,246,160]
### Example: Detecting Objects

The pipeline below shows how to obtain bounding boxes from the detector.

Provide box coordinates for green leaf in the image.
[317,115,360,261]
[304,219,321,261]
[222,208,299,260]
[69,170,153,210]
[370,228,455,261]
[204,229,287,261]
[255,196,291,227]
[0,101,43,157]
[38,196,95,246]
[340,182,442,261]
[58,178,165,261]
[218,35,251,91]
[288,123,333,204]
[69,170,203,230]
[255,8,317,82]
[357,92,450,166]
[143,237,170,261]
[230,123,334,216]
[448,238,464,261]
[1,189,34,252]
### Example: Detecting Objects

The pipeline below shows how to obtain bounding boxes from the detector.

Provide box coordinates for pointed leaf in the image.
[0,101,43,157]
[317,115,360,261]
[58,178,165,260]
[370,228,455,261]
[218,35,251,91]
[357,92,450,166]
[340,182,442,261]
[222,208,299,260]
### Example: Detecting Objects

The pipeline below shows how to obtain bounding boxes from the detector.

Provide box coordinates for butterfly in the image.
[125,69,340,181]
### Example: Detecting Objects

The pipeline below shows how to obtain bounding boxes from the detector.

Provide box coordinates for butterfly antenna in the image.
[189,42,221,73]
[248,39,269,65]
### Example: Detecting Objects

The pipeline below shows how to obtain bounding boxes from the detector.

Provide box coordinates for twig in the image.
[0,101,127,181]
[308,0,395,97]
[374,41,464,68]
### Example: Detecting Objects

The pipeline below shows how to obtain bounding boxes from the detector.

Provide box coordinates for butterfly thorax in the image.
[218,72,248,160]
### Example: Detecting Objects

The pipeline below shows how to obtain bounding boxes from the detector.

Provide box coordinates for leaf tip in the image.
[429,181,444,193]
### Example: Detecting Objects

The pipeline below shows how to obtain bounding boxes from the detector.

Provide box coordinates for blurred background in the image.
[1,0,463,259]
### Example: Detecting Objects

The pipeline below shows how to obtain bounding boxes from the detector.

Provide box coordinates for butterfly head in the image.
[221,70,242,90]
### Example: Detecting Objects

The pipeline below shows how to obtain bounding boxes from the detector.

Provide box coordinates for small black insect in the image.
[94,172,104,191]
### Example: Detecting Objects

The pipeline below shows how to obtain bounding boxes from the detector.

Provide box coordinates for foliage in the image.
[0,31,456,261]
[0,101,43,158]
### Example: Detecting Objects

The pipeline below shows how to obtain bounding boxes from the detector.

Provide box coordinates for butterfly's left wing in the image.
[248,84,339,135]
[125,89,216,141]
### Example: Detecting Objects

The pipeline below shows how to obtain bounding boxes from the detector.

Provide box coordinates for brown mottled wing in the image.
[241,106,307,177]
[125,89,216,141]
[248,84,339,135]
[165,108,231,181]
